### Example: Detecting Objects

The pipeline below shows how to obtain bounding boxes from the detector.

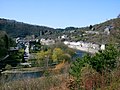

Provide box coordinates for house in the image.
[100,44,105,50]
[61,35,68,39]
[64,41,100,53]
[104,27,110,35]
[70,30,75,33]
[40,38,55,45]
[63,41,70,45]
[104,26,113,35]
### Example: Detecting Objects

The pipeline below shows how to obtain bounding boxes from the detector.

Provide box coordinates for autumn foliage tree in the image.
[52,48,64,62]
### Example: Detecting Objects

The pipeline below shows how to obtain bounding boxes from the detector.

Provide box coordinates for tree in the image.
[52,48,64,62]
[5,64,12,70]
[36,49,52,67]
[69,44,120,88]
[69,54,91,81]
[4,34,9,49]
[90,44,119,73]
[69,55,91,89]
[36,50,46,60]
[89,25,93,30]
[70,44,119,76]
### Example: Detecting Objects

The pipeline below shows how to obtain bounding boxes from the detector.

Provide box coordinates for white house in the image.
[100,44,105,50]
[63,41,70,45]
[104,27,110,35]
[40,38,55,45]
[61,35,68,39]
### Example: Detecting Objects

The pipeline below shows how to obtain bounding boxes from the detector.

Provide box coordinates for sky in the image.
[1,0,120,28]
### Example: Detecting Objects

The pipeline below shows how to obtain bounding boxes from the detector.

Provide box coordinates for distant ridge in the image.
[0,18,55,37]
[0,17,120,39]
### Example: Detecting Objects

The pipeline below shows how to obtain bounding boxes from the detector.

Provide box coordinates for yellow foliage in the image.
[45,49,52,56]
[36,50,46,60]
[52,48,64,62]
[36,49,52,61]
[18,49,24,53]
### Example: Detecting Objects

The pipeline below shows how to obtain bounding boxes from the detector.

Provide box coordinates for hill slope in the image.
[77,18,120,44]
[0,18,56,37]
[0,18,120,44]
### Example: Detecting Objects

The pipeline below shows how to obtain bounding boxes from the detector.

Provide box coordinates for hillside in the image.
[96,18,120,44]
[0,17,120,44]
[0,18,57,37]
[76,18,120,44]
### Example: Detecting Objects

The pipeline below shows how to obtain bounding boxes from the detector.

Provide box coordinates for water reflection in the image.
[72,50,85,60]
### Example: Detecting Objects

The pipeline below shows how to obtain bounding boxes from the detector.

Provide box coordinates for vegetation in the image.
[0,31,8,58]
[0,74,69,90]
[0,31,16,58]
[5,64,12,70]
[34,43,75,67]
[69,44,120,89]
[1,17,120,45]
[0,18,55,37]
[1,17,120,90]
[0,31,22,69]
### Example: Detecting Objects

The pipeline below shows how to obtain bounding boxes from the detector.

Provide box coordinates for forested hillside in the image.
[0,18,56,37]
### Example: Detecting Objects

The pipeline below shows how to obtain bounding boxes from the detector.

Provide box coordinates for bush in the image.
[69,44,120,89]
[90,44,119,73]
[5,64,12,70]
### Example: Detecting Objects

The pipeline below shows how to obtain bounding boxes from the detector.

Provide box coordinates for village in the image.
[0,23,113,76]
[13,24,111,66]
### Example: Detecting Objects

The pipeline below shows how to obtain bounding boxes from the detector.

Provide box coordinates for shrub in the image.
[69,44,120,89]
[5,64,12,70]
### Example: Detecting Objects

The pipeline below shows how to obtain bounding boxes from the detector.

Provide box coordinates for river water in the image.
[0,50,85,82]
[75,50,85,57]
